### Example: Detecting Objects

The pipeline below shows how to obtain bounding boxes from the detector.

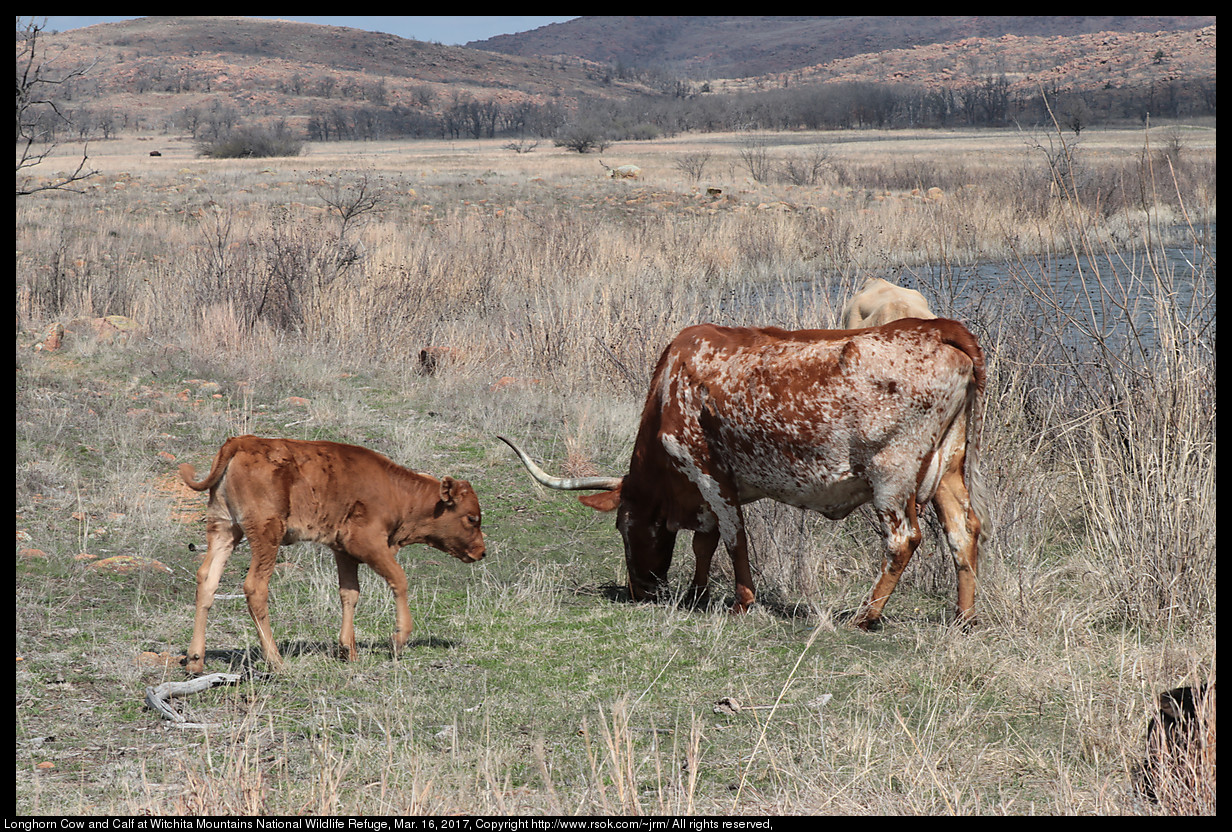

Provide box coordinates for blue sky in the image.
[41,16,578,46]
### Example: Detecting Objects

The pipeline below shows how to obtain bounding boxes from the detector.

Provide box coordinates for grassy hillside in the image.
[33,17,1217,141]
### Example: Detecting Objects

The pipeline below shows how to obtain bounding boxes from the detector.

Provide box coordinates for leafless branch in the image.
[15,16,99,196]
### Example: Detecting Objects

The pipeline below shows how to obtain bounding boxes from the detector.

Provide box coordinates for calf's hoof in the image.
[853,615,882,632]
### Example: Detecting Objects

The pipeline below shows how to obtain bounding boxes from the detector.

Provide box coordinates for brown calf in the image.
[179,435,485,673]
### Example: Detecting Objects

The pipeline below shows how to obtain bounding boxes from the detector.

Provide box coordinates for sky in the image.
[40,16,578,46]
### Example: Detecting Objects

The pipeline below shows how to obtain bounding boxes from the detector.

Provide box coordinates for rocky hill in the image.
[717,23,1217,100]
[467,15,1215,81]
[37,16,649,134]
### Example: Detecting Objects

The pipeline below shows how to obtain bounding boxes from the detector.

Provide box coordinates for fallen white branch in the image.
[714,696,790,715]
[145,672,242,728]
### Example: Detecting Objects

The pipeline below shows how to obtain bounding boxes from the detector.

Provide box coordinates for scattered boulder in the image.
[489,376,542,392]
[34,315,141,350]
[134,650,184,669]
[87,555,173,574]
[93,315,139,346]
[38,323,64,351]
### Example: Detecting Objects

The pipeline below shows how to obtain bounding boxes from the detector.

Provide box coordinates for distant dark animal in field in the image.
[501,317,985,628]
[149,150,162,157]
[1135,683,1216,805]
[179,435,485,674]
[418,346,462,376]
[841,277,936,329]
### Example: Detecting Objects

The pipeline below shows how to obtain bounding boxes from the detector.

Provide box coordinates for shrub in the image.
[554,122,611,154]
[197,125,304,159]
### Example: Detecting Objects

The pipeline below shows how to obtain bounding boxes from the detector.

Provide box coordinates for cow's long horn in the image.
[497,435,623,491]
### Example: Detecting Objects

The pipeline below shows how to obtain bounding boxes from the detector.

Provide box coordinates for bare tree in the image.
[312,169,386,235]
[554,121,610,154]
[779,147,832,186]
[737,136,772,183]
[673,151,712,183]
[503,139,539,154]
[310,169,387,280]
[15,17,98,196]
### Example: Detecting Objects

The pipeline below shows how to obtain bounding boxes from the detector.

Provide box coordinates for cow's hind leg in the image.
[932,463,980,626]
[186,517,242,674]
[334,551,362,662]
[242,519,285,670]
[855,501,922,630]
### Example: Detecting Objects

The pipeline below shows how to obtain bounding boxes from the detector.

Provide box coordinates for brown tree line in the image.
[294,76,1217,145]
[26,46,1216,147]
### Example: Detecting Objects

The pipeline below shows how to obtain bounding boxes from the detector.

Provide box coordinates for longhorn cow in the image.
[501,318,984,629]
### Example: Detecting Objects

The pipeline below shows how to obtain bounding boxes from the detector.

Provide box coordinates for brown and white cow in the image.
[179,436,485,674]
[501,318,984,629]
[841,277,936,329]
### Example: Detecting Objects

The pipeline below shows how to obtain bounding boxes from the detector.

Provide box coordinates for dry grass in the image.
[15,123,1215,815]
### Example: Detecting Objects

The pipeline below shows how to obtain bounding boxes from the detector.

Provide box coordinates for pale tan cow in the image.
[841,278,935,329]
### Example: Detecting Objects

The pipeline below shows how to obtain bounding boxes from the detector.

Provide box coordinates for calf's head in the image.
[427,476,486,563]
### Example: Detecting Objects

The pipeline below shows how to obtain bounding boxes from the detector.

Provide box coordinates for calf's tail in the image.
[179,436,246,491]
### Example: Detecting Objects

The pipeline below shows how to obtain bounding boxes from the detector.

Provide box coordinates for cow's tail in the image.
[497,436,623,492]
[179,436,244,492]
[944,324,990,538]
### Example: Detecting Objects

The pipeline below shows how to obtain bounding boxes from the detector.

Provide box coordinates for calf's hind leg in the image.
[186,518,242,675]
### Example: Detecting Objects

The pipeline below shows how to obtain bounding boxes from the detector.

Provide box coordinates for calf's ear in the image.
[439,476,458,507]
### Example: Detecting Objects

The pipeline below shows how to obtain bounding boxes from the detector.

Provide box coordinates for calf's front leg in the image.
[334,551,362,662]
[355,543,413,656]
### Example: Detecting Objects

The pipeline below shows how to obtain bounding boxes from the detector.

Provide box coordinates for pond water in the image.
[796,228,1216,357]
